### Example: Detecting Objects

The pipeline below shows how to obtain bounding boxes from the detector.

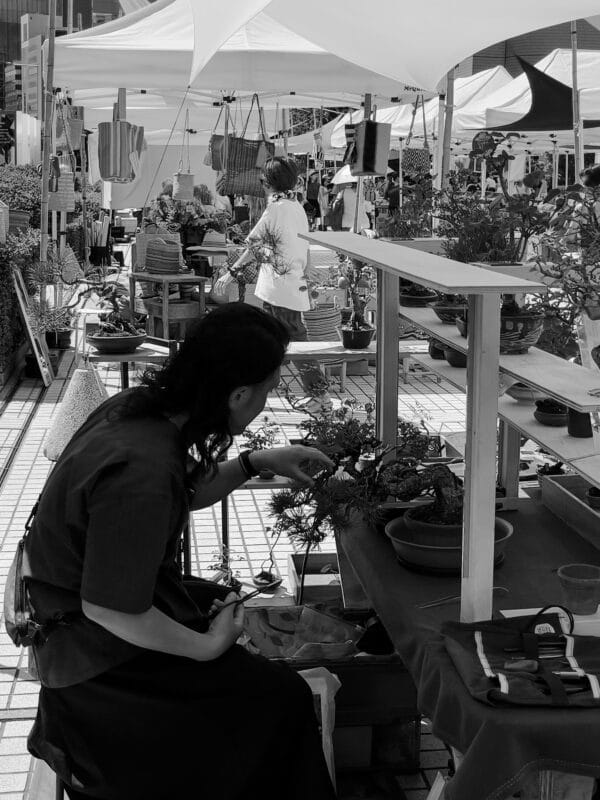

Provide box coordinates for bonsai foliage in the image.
[93,284,145,336]
[337,258,374,330]
[241,416,280,451]
[377,173,434,239]
[380,462,465,525]
[28,302,73,336]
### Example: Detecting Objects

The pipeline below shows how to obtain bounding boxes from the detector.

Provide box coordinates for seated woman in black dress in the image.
[25,304,336,800]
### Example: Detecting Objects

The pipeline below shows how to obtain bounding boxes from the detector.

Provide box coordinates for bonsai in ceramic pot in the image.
[30,303,73,350]
[430,294,467,324]
[534,399,568,427]
[428,338,446,360]
[505,382,546,404]
[241,416,281,480]
[399,283,438,308]
[455,298,544,354]
[337,259,375,349]
[86,284,146,354]
[443,346,467,368]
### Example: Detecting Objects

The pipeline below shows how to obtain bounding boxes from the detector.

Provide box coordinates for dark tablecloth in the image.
[340,492,600,800]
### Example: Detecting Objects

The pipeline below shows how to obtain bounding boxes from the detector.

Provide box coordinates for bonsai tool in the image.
[207,580,283,619]
[415,586,508,610]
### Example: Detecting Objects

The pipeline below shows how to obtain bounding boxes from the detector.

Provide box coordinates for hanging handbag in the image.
[442,606,600,708]
[48,170,76,212]
[351,120,392,177]
[204,105,229,171]
[216,95,275,198]
[98,120,145,183]
[401,95,430,174]
[4,500,41,647]
[43,362,109,462]
[173,109,195,201]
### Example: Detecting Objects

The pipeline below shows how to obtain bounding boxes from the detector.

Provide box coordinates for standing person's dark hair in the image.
[581,165,600,189]
[117,304,289,476]
[263,156,299,193]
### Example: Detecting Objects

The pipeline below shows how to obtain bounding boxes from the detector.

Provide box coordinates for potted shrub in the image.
[241,416,281,480]
[380,462,513,571]
[534,399,568,427]
[456,298,544,354]
[430,294,467,324]
[399,283,438,307]
[86,284,146,354]
[337,259,375,349]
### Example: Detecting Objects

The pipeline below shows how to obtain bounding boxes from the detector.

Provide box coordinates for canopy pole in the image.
[480,157,487,199]
[571,21,584,177]
[398,138,403,209]
[282,107,289,155]
[552,141,559,188]
[39,0,57,309]
[433,93,446,191]
[440,67,455,189]
[352,93,371,233]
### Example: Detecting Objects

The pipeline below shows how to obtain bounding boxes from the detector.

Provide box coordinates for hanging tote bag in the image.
[48,170,76,212]
[43,363,109,462]
[216,95,275,198]
[351,120,392,177]
[401,95,431,174]
[4,500,39,647]
[204,105,230,171]
[173,109,195,201]
[98,120,145,183]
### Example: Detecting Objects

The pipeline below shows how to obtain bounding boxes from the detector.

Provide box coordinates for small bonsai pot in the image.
[567,408,593,438]
[443,346,467,368]
[400,289,438,307]
[339,325,375,350]
[455,315,468,338]
[499,310,544,354]
[505,382,546,404]
[534,399,568,427]
[428,339,446,360]
[45,329,72,350]
[258,468,276,480]
[587,487,600,510]
[430,301,467,324]
[252,570,282,590]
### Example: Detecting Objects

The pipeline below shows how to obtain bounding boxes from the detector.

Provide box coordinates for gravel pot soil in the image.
[339,326,375,350]
[399,289,438,307]
[534,399,568,427]
[86,333,146,354]
[430,301,467,324]
[428,339,446,360]
[567,408,593,438]
[455,311,544,353]
[443,346,467,368]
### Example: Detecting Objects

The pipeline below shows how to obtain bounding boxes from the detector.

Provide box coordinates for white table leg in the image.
[497,420,521,510]
[461,294,501,622]
[375,269,399,447]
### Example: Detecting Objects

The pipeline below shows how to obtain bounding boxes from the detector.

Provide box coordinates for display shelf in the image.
[301,232,548,295]
[413,354,600,483]
[399,306,600,413]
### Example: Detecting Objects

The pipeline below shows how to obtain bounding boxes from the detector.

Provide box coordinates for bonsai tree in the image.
[268,400,429,602]
[337,258,374,331]
[91,284,145,337]
[376,173,434,239]
[379,461,464,525]
[241,416,281,479]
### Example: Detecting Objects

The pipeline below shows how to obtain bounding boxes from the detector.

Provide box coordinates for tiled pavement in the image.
[0,350,467,798]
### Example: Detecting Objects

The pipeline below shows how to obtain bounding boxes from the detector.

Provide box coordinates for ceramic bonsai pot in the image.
[398,508,512,549]
[339,326,375,350]
[430,301,467,324]
[567,408,593,438]
[455,315,468,338]
[505,382,546,404]
[428,339,446,360]
[587,487,600,510]
[86,333,146,354]
[456,311,544,353]
[534,399,568,427]
[399,289,438,307]
[443,346,467,368]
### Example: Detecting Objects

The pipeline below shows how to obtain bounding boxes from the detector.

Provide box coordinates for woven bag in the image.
[145,237,182,274]
[303,307,342,341]
[48,171,76,212]
[401,95,430,174]
[204,105,230,170]
[217,95,274,197]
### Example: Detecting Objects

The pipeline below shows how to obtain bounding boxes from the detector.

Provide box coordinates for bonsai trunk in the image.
[298,542,311,606]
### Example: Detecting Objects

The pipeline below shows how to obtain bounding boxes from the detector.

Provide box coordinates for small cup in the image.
[557,563,600,615]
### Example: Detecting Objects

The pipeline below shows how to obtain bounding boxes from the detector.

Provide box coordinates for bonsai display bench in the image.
[129,271,209,339]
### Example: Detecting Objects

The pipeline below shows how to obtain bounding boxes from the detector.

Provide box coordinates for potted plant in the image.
[587,486,600,510]
[567,408,593,438]
[381,462,513,571]
[455,297,544,354]
[443,345,467,368]
[399,283,438,308]
[505,382,546,404]
[376,173,434,240]
[241,416,281,480]
[534,398,568,427]
[428,338,446,360]
[430,293,467,324]
[86,284,146,354]
[337,259,375,349]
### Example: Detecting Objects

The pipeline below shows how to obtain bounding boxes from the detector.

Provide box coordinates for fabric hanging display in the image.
[216,94,275,198]
[48,170,76,212]
[204,105,229,171]
[98,120,145,183]
[43,363,109,462]
[351,120,392,176]
[401,95,431,173]
[173,109,195,201]
[442,606,600,708]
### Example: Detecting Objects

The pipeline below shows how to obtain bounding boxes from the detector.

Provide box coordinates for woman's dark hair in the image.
[117,304,289,476]
[263,157,299,192]
[582,165,600,188]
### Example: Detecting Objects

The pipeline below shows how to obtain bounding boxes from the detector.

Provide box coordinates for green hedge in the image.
[0,164,42,228]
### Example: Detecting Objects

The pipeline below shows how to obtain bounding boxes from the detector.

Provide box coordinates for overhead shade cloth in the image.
[493,57,600,131]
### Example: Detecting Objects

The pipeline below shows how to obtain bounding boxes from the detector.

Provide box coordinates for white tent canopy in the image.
[330,66,513,148]
[54,0,600,97]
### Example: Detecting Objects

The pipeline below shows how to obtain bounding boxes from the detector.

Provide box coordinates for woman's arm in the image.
[82,598,243,661]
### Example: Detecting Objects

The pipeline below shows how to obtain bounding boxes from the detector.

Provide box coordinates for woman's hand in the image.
[250,446,334,487]
[208,591,245,653]
[215,271,234,295]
